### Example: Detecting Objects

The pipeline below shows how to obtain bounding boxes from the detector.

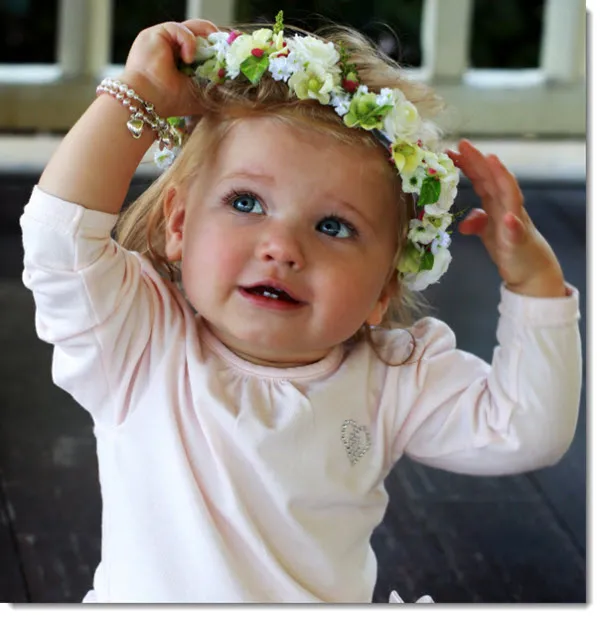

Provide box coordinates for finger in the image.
[446,149,464,175]
[487,154,525,216]
[458,208,488,236]
[159,22,199,64]
[455,140,494,185]
[446,148,459,163]
[462,142,518,221]
[502,211,527,245]
[455,141,503,206]
[181,18,220,37]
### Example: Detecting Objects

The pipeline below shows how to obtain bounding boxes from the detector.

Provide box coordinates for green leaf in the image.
[398,243,422,274]
[240,54,269,85]
[420,251,435,271]
[418,177,441,206]
[167,116,186,129]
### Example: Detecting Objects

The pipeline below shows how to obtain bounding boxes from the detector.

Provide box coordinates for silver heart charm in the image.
[341,419,371,465]
[126,116,145,139]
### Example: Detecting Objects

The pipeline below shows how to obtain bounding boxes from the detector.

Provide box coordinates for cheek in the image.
[182,219,249,283]
[319,259,387,311]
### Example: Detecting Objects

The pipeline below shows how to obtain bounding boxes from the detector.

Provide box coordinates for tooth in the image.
[263,290,279,299]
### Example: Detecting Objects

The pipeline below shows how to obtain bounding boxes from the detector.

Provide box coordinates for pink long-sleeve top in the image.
[20,186,581,603]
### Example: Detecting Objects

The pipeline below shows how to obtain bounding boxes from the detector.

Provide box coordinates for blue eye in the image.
[230,193,264,214]
[317,216,356,239]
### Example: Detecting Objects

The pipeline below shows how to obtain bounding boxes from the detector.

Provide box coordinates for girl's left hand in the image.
[447,140,567,298]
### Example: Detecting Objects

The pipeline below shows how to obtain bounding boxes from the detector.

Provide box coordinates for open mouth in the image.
[242,285,301,304]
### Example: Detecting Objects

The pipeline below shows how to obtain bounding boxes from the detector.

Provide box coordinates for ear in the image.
[366,274,399,327]
[164,186,186,262]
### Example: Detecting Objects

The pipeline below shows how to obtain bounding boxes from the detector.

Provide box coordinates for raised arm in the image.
[38,19,218,214]
[388,142,581,474]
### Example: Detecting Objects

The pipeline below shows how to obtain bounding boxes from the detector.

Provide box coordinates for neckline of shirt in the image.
[197,318,345,381]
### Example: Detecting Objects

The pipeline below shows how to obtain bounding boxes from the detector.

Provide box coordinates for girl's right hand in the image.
[119,19,219,118]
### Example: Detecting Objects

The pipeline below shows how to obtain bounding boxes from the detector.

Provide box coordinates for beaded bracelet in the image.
[96,78,181,150]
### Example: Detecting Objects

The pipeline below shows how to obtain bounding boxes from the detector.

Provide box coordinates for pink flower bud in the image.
[218,68,226,79]
[342,79,359,93]
[227,31,241,45]
[251,48,265,58]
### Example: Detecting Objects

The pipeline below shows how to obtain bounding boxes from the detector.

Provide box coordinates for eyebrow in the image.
[219,170,276,185]
[326,195,378,234]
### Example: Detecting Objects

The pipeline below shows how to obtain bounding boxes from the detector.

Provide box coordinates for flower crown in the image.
[161,11,459,291]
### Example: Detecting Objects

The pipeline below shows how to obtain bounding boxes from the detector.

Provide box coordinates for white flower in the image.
[225,29,273,78]
[431,230,451,255]
[376,87,394,107]
[194,37,216,62]
[281,50,303,73]
[251,28,274,46]
[382,88,422,143]
[288,34,340,72]
[408,218,438,244]
[271,30,285,53]
[431,211,452,232]
[269,55,294,81]
[356,84,369,95]
[207,31,230,62]
[288,64,338,104]
[425,183,458,216]
[403,245,452,291]
[423,152,460,215]
[401,165,427,193]
[330,90,352,116]
[154,147,180,170]
[408,212,452,245]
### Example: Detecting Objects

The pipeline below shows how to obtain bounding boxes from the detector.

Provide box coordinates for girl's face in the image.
[164,116,400,367]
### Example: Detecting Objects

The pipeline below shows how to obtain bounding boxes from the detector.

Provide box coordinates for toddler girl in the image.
[20,13,581,603]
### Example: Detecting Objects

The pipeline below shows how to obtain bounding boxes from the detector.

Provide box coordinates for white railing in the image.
[0,0,586,136]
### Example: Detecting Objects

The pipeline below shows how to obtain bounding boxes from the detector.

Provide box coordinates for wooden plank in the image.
[373,468,587,602]
[0,477,29,602]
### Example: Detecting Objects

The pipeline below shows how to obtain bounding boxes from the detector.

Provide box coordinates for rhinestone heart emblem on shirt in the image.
[341,420,371,465]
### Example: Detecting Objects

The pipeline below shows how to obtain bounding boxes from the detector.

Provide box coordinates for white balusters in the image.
[186,0,235,26]
[420,0,474,81]
[541,0,586,84]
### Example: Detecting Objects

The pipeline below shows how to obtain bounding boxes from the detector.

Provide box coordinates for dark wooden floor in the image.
[0,172,586,603]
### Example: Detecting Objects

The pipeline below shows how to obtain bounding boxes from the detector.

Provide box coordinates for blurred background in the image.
[0,0,586,604]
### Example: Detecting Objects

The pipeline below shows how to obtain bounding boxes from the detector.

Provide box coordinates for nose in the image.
[255,222,306,270]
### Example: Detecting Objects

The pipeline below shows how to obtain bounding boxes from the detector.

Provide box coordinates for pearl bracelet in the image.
[96,78,181,150]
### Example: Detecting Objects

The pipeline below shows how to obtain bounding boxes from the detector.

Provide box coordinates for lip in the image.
[241,279,307,304]
[238,288,307,311]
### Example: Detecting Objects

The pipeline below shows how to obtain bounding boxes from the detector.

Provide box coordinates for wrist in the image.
[97,75,181,150]
[504,269,566,298]
[114,69,170,118]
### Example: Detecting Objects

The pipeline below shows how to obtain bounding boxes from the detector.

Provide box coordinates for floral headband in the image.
[159,11,459,291]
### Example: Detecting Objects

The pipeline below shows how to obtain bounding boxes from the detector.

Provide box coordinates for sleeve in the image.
[20,185,183,427]
[387,284,582,475]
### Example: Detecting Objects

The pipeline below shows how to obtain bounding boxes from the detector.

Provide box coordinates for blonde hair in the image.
[116,24,447,364]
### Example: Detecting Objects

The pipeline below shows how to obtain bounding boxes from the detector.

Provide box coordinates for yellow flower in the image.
[288,67,335,104]
[392,142,423,175]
